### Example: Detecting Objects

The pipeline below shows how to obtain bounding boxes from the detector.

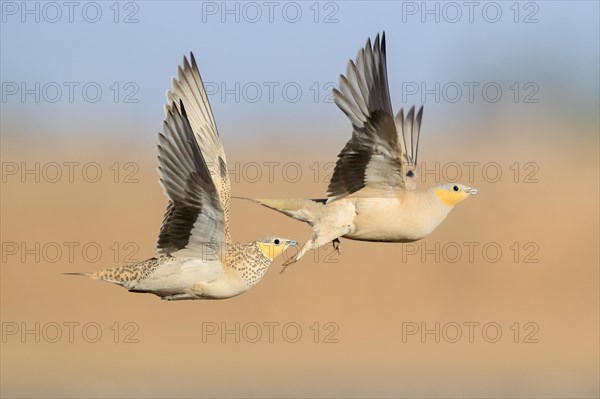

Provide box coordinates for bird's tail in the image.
[234,197,326,224]
[63,269,124,285]
[63,271,94,278]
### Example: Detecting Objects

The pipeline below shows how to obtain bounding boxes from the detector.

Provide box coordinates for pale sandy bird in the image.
[68,54,296,300]
[241,33,477,270]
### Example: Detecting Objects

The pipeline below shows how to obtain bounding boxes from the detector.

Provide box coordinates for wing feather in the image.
[395,105,424,167]
[165,53,232,243]
[156,101,225,260]
[328,33,424,199]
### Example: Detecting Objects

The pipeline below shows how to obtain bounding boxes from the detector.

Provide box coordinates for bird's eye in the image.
[274,239,280,245]
[453,186,459,191]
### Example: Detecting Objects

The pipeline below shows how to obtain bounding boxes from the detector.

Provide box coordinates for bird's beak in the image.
[467,188,479,195]
[288,240,298,246]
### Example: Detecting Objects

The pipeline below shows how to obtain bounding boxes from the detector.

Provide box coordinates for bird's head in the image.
[256,237,298,261]
[433,183,478,207]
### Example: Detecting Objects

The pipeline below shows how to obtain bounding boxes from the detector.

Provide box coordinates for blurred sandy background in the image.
[1,1,599,398]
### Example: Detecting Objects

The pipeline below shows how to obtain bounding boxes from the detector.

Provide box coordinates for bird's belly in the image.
[133,258,229,297]
[193,274,249,299]
[344,198,441,242]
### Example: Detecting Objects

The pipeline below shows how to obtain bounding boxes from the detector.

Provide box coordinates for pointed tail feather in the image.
[63,270,124,286]
[63,271,103,278]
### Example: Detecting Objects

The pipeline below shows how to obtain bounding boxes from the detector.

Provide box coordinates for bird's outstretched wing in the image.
[165,53,232,242]
[328,32,423,200]
[156,101,225,260]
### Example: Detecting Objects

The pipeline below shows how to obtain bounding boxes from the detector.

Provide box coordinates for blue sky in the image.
[1,1,598,141]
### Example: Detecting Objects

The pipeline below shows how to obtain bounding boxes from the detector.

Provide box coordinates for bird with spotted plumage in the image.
[239,32,478,272]
[67,54,296,300]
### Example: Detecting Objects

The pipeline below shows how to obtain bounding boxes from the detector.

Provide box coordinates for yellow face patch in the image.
[434,187,469,207]
[257,242,286,261]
